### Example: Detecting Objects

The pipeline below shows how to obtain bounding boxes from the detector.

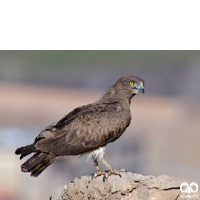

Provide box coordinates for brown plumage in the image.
[15,76,145,177]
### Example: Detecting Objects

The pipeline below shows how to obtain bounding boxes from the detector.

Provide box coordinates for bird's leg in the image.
[101,158,114,172]
[100,157,122,180]
[101,157,119,175]
[97,147,115,172]
[92,156,103,177]
[92,146,122,179]
[97,147,122,180]
[102,158,126,174]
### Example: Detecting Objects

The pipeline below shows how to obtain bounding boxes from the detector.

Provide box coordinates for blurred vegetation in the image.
[0,51,200,96]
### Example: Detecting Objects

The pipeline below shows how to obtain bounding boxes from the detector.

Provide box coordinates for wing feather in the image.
[35,102,131,156]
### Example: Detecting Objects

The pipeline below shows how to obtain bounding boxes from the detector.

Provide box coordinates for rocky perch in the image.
[59,171,197,200]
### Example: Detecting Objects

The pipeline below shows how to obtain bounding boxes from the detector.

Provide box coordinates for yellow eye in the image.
[129,81,134,85]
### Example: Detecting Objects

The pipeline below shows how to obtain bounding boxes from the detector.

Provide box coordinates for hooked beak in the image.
[139,88,145,94]
[132,82,145,94]
[136,83,145,94]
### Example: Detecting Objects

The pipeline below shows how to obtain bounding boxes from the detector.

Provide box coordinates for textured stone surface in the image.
[59,172,199,200]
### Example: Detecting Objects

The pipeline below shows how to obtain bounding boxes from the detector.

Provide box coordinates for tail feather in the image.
[15,144,36,159]
[15,144,57,177]
[21,152,57,177]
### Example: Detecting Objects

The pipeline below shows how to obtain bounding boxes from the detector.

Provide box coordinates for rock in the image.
[59,172,199,200]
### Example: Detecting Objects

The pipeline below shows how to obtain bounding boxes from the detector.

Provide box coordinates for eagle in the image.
[15,76,145,177]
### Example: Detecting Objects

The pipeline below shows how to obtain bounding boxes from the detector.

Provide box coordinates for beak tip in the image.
[139,88,145,94]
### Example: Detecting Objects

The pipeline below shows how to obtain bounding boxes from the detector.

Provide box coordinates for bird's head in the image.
[100,76,145,104]
[117,76,145,95]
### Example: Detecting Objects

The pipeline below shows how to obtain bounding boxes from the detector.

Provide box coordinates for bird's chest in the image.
[111,107,131,137]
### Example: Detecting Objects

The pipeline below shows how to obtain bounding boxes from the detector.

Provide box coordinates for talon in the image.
[102,169,121,181]
[102,171,110,182]
[118,168,126,172]
[110,169,122,178]
[103,174,107,182]
[111,169,119,175]
[93,170,103,178]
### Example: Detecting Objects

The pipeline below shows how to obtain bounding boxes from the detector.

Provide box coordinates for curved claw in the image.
[93,169,126,182]
[93,170,103,178]
[118,168,126,172]
[102,169,122,182]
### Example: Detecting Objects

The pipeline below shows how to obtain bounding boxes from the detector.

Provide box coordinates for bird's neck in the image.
[99,85,134,109]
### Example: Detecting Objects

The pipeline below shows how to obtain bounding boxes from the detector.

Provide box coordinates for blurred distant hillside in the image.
[1,51,200,97]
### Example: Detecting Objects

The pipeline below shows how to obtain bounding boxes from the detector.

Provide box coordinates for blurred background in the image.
[0,51,200,200]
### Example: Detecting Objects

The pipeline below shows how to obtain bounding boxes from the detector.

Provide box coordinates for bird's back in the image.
[35,101,131,156]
